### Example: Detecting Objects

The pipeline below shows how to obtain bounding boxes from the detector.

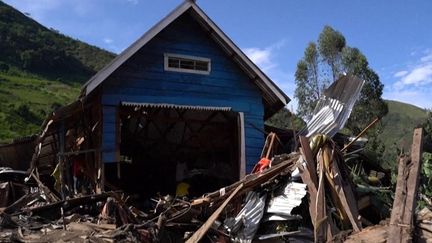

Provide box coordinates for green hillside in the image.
[380,100,428,165]
[0,1,115,143]
[0,1,115,82]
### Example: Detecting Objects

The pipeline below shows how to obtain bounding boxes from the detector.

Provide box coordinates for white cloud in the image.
[394,51,432,88]
[103,38,114,44]
[394,70,408,78]
[420,52,432,62]
[243,40,286,73]
[243,40,297,110]
[243,47,274,71]
[387,49,432,108]
[399,64,432,86]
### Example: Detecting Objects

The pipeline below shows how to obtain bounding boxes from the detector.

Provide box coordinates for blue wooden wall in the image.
[101,12,265,173]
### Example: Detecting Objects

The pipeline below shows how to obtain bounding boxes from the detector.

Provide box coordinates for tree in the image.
[318,26,346,80]
[294,42,324,120]
[294,25,388,134]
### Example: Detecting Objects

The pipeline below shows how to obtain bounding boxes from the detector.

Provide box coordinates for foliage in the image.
[294,43,324,120]
[0,2,116,143]
[318,26,346,80]
[380,101,429,167]
[418,153,432,209]
[0,73,80,142]
[294,25,388,134]
[265,108,306,130]
[423,110,432,148]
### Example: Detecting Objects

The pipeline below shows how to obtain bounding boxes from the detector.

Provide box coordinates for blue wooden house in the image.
[79,0,289,194]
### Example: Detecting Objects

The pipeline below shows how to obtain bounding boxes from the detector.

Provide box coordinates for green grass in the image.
[0,72,80,143]
[0,1,114,144]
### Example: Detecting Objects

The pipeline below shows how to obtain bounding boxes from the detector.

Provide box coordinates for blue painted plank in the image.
[104,86,261,100]
[100,12,267,166]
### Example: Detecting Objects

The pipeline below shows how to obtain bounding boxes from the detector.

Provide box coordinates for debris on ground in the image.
[0,76,430,242]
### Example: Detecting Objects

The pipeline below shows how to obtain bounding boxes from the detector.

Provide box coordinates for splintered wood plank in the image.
[322,145,362,232]
[388,156,409,243]
[344,225,388,243]
[298,161,318,228]
[315,151,333,243]
[299,136,318,186]
[186,183,243,243]
[401,128,424,242]
[388,128,424,243]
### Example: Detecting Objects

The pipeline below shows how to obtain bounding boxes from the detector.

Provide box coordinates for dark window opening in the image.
[165,54,211,74]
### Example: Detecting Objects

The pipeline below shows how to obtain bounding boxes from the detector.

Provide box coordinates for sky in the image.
[4,0,432,109]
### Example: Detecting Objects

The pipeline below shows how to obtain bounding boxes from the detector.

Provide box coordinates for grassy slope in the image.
[380,100,428,164]
[0,2,115,143]
[0,72,80,141]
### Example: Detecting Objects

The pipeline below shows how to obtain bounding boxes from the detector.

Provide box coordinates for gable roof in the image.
[82,0,290,117]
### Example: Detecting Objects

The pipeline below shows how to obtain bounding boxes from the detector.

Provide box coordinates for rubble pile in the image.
[0,76,429,242]
[0,126,427,242]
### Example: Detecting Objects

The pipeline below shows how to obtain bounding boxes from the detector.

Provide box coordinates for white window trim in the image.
[164,53,211,75]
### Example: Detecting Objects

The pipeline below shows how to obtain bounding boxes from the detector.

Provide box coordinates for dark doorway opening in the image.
[105,104,240,201]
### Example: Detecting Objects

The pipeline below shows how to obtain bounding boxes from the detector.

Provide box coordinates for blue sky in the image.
[4,0,432,109]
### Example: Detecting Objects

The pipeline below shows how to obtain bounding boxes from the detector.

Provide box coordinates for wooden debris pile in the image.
[0,127,429,242]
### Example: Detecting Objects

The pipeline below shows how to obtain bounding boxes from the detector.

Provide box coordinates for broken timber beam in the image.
[388,128,424,243]
[186,183,243,243]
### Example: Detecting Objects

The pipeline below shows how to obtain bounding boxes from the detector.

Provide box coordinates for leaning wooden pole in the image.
[388,128,424,243]
[342,117,380,152]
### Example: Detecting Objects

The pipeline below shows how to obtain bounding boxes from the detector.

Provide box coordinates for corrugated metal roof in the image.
[121,102,232,111]
[300,75,364,138]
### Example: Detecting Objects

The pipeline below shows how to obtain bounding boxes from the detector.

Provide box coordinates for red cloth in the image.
[72,157,83,176]
[251,158,271,174]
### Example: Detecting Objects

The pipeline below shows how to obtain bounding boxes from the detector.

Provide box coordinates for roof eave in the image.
[82,1,290,115]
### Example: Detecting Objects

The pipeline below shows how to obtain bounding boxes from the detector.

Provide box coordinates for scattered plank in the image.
[186,183,243,243]
[323,145,362,232]
[344,224,388,243]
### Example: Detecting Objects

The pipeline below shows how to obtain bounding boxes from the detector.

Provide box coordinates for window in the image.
[164,53,211,75]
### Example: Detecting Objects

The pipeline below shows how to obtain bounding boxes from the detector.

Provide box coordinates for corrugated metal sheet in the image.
[224,191,267,242]
[266,181,307,216]
[300,75,364,138]
[121,102,232,111]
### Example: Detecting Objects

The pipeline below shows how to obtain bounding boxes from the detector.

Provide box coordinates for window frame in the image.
[164,53,211,75]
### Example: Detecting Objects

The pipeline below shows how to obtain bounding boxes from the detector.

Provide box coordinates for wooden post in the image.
[401,128,424,242]
[388,128,424,243]
[299,136,318,186]
[238,112,246,178]
[59,119,66,199]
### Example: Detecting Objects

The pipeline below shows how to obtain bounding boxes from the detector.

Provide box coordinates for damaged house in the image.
[23,0,290,200]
